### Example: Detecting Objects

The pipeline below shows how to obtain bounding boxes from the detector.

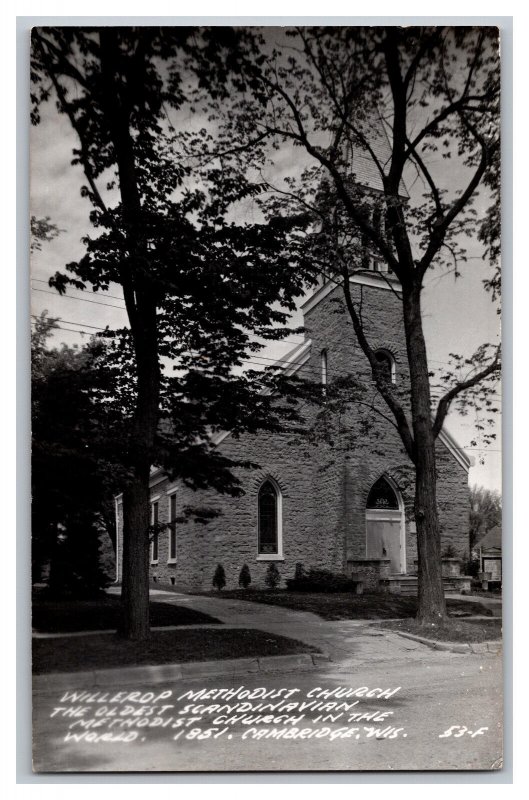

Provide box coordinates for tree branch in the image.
[339,261,416,461]
[432,347,501,438]
[34,34,110,220]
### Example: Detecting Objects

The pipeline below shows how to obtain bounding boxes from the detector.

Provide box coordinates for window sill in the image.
[256,554,284,562]
[167,558,177,565]
[151,560,159,566]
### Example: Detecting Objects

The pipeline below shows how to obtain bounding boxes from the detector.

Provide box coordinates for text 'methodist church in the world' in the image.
[115,266,472,596]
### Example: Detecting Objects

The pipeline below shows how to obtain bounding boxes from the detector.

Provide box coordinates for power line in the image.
[31,279,126,303]
[31,314,109,332]
[30,323,503,446]
[32,287,127,311]
[31,288,500,370]
[31,312,502,388]
[30,319,503,395]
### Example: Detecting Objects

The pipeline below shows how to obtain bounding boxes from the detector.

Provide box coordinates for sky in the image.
[29,30,502,494]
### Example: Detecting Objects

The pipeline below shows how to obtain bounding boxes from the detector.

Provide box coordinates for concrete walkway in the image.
[34,589,502,692]
[106,587,496,670]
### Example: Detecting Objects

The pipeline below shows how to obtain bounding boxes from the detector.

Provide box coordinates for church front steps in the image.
[379,574,472,596]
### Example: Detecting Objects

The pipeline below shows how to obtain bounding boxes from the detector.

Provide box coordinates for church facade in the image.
[115,271,472,593]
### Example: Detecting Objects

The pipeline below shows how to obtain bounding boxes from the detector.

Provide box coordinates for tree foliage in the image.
[31,27,313,637]
[469,484,501,550]
[213,563,226,591]
[31,26,502,627]
[238,563,252,589]
[199,26,501,622]
[31,313,122,595]
[265,562,281,589]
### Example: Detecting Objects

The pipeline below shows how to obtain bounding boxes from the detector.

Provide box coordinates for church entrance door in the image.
[365,476,405,574]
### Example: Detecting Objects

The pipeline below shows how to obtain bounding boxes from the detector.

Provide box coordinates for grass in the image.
[32,594,221,633]
[191,588,495,621]
[32,628,320,674]
[468,588,502,599]
[377,617,502,643]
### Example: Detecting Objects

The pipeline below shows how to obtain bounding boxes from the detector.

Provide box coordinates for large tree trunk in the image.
[414,429,446,622]
[118,326,160,640]
[120,466,151,640]
[100,30,161,640]
[402,283,446,622]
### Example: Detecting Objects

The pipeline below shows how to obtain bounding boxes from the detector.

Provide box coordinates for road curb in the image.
[389,629,502,655]
[33,652,331,693]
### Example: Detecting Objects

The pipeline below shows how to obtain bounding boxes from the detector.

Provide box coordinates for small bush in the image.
[294,562,306,581]
[212,563,226,591]
[238,564,251,589]
[286,567,357,593]
[265,562,281,589]
[442,543,458,559]
[464,557,481,578]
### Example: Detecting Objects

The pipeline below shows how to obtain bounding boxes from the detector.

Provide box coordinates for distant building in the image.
[475,525,502,583]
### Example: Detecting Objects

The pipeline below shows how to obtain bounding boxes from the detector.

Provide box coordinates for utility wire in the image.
[29,321,503,405]
[32,287,127,311]
[31,278,126,303]
[31,289,499,370]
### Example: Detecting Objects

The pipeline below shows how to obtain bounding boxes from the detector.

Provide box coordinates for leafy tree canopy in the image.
[469,484,501,551]
[31,27,314,497]
[31,313,122,595]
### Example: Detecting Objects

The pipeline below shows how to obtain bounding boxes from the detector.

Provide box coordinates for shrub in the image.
[294,562,306,581]
[442,543,458,559]
[265,562,281,589]
[286,567,357,593]
[464,557,481,578]
[238,564,251,589]
[212,563,226,591]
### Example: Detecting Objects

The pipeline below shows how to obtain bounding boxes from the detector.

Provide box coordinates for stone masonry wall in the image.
[117,419,345,591]
[116,277,470,589]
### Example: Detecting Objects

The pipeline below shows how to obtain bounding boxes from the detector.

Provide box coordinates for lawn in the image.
[32,594,221,633]
[190,588,495,621]
[32,628,320,674]
[377,617,502,643]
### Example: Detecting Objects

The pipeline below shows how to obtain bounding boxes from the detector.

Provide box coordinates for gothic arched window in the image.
[258,479,282,557]
[321,349,328,385]
[373,349,396,384]
[366,476,399,510]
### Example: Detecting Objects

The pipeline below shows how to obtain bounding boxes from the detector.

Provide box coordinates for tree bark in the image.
[118,320,160,640]
[100,29,161,640]
[120,463,151,640]
[402,282,446,622]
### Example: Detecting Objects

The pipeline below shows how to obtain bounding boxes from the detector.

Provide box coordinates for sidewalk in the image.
[108,586,484,668]
[34,589,501,691]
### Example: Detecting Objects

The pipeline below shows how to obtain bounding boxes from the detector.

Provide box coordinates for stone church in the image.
[115,269,472,594]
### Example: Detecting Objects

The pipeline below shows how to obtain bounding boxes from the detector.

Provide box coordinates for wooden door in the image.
[366,512,402,573]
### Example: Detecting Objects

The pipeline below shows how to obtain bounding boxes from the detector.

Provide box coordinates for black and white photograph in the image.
[28,22,504,773]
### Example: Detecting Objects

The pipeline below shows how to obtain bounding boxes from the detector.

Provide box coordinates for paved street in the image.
[32,590,503,773]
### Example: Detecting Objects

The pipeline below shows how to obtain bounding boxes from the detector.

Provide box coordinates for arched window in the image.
[321,349,328,385]
[257,479,283,558]
[373,349,396,384]
[366,476,399,510]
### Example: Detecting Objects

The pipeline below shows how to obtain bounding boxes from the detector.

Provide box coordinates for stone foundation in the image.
[347,558,391,591]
